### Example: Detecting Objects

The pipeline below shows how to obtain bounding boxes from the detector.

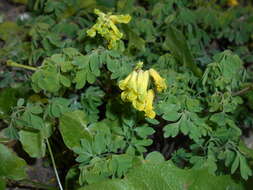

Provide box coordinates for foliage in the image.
[79,159,245,190]
[1,0,253,189]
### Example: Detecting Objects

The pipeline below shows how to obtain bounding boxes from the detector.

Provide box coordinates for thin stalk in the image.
[232,84,253,96]
[46,139,64,190]
[7,60,37,71]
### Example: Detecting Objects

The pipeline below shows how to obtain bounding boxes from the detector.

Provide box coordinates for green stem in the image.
[7,60,37,71]
[46,139,64,190]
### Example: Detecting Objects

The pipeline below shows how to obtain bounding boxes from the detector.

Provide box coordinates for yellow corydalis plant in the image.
[119,62,167,119]
[87,9,131,49]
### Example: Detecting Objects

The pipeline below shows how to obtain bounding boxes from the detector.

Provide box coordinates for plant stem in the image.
[7,60,37,71]
[232,84,253,96]
[46,138,64,190]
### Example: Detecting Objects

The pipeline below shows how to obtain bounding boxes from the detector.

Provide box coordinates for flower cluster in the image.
[119,62,167,119]
[87,9,131,49]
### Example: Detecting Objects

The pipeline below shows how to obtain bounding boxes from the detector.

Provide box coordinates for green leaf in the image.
[32,64,61,93]
[81,86,105,122]
[179,117,190,135]
[93,133,107,155]
[86,72,96,84]
[29,105,43,114]
[231,153,240,174]
[163,26,202,77]
[60,75,71,87]
[89,53,101,77]
[239,155,252,180]
[127,29,145,51]
[19,130,46,158]
[49,98,71,117]
[75,69,87,89]
[145,151,165,163]
[0,88,18,119]
[134,125,155,139]
[59,110,91,150]
[163,122,180,138]
[78,161,244,190]
[162,111,181,121]
[0,144,27,180]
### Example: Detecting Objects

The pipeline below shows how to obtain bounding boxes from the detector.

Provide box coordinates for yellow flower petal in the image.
[132,99,145,111]
[149,68,167,92]
[121,91,129,102]
[110,15,131,24]
[119,73,132,90]
[227,0,238,6]
[127,90,138,102]
[109,21,123,38]
[137,70,149,100]
[144,89,156,119]
[94,9,104,16]
[87,28,96,37]
[127,71,138,93]
[145,109,156,119]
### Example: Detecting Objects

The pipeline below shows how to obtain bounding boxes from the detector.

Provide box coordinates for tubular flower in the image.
[118,62,167,119]
[137,70,149,101]
[227,0,239,6]
[144,89,156,119]
[87,9,131,49]
[149,68,167,92]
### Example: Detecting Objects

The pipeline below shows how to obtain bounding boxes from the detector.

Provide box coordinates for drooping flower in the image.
[118,62,167,119]
[149,68,167,92]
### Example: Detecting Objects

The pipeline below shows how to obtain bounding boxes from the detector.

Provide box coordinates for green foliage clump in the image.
[1,0,253,189]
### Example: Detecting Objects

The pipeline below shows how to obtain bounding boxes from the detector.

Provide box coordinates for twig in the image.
[6,60,37,71]
[232,85,253,96]
[46,139,64,190]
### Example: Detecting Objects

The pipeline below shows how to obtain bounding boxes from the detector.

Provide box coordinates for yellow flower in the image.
[109,20,123,38]
[118,63,166,119]
[144,89,156,119]
[227,0,239,6]
[127,90,138,102]
[132,99,145,111]
[121,91,129,102]
[87,9,131,49]
[119,73,132,90]
[149,68,167,92]
[110,15,131,24]
[87,28,96,37]
[119,71,138,102]
[137,70,149,101]
[127,71,138,93]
